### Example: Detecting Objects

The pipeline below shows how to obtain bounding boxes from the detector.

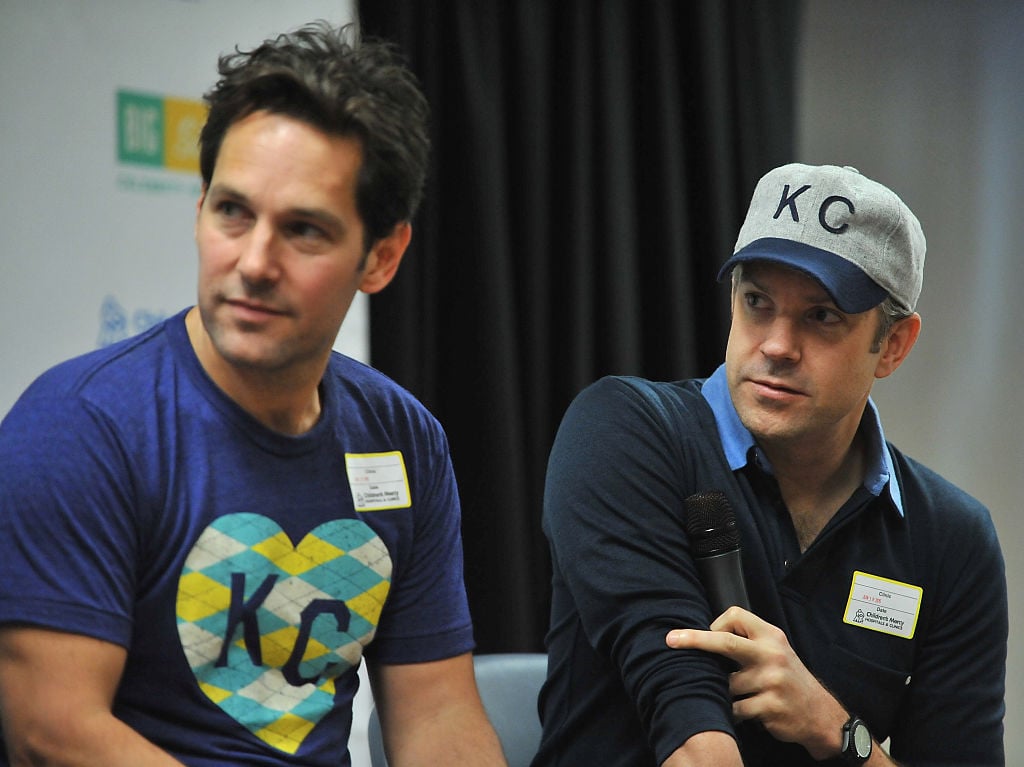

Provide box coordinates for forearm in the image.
[0,628,186,767]
[773,684,902,767]
[372,654,507,767]
[383,703,506,766]
[5,713,186,767]
[866,743,902,767]
[798,703,901,766]
[760,680,903,765]
[661,730,743,767]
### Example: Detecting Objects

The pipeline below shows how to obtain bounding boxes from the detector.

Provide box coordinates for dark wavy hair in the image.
[199,21,429,251]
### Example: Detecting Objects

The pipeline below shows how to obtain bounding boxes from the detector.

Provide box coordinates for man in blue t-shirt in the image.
[534,164,1007,766]
[0,22,506,767]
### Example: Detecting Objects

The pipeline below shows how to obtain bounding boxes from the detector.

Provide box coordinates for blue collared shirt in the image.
[700,363,904,516]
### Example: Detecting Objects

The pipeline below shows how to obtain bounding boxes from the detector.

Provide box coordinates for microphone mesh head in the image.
[684,490,740,557]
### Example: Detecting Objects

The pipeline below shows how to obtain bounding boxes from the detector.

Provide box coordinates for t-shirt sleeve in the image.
[363,409,475,665]
[0,381,138,647]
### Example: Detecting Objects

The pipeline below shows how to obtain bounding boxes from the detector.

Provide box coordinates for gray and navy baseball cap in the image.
[718,163,926,313]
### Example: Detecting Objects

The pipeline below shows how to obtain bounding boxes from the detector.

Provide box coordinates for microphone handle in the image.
[695,548,750,615]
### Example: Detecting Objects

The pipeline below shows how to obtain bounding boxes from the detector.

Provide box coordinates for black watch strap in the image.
[840,714,872,764]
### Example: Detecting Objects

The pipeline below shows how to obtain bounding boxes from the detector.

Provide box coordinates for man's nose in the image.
[237,223,281,284]
[760,318,801,362]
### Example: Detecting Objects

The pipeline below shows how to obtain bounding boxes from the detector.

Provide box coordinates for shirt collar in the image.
[700,364,904,516]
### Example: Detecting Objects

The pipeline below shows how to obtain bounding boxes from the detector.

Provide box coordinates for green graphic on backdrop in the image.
[117,89,205,173]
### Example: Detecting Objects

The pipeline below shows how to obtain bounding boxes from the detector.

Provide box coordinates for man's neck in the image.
[764,429,868,551]
[185,307,324,436]
[224,372,323,435]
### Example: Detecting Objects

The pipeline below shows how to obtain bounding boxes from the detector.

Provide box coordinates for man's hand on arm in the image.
[666,607,901,766]
[0,626,186,766]
[369,653,507,767]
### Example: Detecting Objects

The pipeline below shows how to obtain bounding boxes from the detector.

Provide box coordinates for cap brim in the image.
[717,238,888,314]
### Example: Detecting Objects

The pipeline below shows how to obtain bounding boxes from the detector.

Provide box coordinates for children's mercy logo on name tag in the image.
[843,571,923,639]
[345,452,412,511]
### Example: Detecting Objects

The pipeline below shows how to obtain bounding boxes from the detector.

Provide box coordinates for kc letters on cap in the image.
[719,163,926,314]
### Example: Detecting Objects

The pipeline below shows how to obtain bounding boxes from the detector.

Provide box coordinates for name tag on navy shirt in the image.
[843,571,923,639]
[345,451,412,511]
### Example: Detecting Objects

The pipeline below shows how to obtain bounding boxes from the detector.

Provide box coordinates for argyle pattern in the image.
[176,513,392,754]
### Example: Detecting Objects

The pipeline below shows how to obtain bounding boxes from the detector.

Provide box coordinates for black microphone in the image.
[684,490,750,614]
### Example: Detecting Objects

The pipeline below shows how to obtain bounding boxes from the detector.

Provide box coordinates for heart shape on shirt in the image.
[176,513,392,754]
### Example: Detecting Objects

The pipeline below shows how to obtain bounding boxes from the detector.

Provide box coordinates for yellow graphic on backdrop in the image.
[164,97,206,173]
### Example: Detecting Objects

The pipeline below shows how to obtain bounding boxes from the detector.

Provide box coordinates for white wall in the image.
[797,1,1024,761]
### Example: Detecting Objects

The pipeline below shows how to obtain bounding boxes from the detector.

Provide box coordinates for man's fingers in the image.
[665,628,752,664]
[709,605,760,635]
[730,693,761,723]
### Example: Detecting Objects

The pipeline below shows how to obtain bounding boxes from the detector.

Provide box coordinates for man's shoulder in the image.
[0,316,186,477]
[888,444,999,553]
[324,352,446,435]
[551,375,722,473]
[8,315,179,419]
[575,374,707,409]
[566,375,712,432]
[889,445,988,514]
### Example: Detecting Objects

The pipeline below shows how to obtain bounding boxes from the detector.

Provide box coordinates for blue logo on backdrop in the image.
[98,296,167,347]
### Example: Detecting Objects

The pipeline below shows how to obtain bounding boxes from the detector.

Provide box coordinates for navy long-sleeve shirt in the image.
[534,369,1006,766]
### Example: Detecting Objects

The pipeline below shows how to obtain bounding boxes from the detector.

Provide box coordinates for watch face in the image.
[852,720,872,758]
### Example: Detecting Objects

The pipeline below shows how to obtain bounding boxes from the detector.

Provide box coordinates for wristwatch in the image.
[840,714,872,764]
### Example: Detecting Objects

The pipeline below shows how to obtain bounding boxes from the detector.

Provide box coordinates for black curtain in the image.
[359,1,799,653]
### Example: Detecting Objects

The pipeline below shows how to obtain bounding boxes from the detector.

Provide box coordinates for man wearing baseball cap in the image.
[533,164,1007,766]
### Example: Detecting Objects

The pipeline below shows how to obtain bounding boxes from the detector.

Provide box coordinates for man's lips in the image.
[223,297,288,321]
[747,377,806,398]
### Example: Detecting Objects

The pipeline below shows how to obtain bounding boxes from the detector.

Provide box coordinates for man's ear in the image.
[359,221,412,294]
[875,312,922,379]
[194,184,208,237]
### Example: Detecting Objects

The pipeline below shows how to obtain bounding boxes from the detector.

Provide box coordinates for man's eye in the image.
[744,292,766,308]
[810,307,842,324]
[288,222,329,241]
[216,200,245,218]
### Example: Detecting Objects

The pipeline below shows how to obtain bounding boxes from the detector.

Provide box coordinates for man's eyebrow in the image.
[205,183,248,203]
[737,272,773,295]
[741,269,835,306]
[739,272,766,290]
[290,206,346,233]
[206,185,347,233]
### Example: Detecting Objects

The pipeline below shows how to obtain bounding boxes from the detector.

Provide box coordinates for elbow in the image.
[3,725,87,767]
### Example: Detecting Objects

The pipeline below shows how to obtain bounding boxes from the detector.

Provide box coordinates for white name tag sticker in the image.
[345,452,412,512]
[843,571,923,639]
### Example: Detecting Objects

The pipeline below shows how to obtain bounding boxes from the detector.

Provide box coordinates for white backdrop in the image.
[0,2,377,764]
[798,1,1024,761]
[0,0,367,416]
